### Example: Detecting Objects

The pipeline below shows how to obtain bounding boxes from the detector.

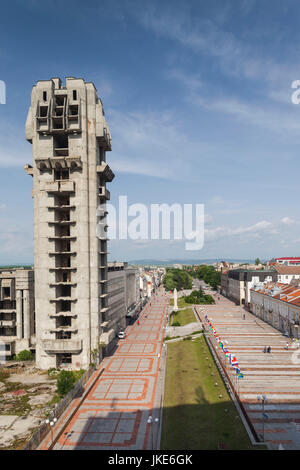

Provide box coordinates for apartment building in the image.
[221,268,277,306]
[268,257,300,266]
[250,282,300,337]
[273,265,300,284]
[100,262,139,353]
[0,268,34,359]
[25,77,113,369]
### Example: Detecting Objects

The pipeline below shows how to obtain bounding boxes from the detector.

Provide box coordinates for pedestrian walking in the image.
[243,313,246,320]
[263,346,267,353]
[137,320,140,326]
[285,343,289,350]
[267,345,271,353]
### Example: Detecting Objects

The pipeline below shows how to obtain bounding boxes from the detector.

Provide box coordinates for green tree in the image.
[15,350,34,361]
[57,370,76,397]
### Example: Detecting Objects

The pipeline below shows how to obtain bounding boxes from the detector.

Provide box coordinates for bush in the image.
[172,321,180,327]
[15,350,34,361]
[57,370,77,397]
[47,368,58,377]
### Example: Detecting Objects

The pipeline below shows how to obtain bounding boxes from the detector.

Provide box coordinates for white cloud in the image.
[281,216,296,225]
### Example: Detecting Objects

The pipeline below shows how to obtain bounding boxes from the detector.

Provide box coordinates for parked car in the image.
[117,331,126,339]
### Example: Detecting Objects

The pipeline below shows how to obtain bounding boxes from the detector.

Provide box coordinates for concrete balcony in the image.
[42,339,82,353]
[49,327,78,334]
[49,282,77,287]
[48,312,77,317]
[48,236,77,241]
[48,220,76,226]
[0,320,16,327]
[96,163,115,182]
[49,297,77,302]
[99,186,110,200]
[48,205,76,211]
[49,267,77,272]
[96,125,112,151]
[48,251,76,256]
[46,180,75,194]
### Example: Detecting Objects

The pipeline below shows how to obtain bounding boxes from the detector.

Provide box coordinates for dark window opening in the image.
[55,94,66,107]
[54,168,69,181]
[3,287,10,299]
[39,106,48,117]
[57,353,72,366]
[43,91,47,101]
[61,285,71,297]
[73,90,77,101]
[61,300,71,312]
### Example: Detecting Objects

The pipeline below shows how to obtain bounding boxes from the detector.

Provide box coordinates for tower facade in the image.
[25,77,114,369]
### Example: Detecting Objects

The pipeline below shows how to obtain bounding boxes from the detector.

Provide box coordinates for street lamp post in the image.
[45,415,57,447]
[257,395,268,442]
[147,416,153,449]
[147,415,160,449]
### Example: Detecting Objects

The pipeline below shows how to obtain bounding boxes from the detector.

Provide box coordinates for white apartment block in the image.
[250,282,300,338]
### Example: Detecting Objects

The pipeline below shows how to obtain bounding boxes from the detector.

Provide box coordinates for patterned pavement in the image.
[196,293,300,450]
[41,289,169,450]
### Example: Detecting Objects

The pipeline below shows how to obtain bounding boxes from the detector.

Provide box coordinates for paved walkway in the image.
[196,294,300,450]
[41,290,169,450]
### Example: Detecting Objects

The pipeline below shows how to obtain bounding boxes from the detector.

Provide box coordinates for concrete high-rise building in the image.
[25,77,113,369]
[0,268,35,359]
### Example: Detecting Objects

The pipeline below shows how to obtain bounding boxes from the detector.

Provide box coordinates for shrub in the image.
[57,370,76,397]
[47,367,58,377]
[172,321,180,327]
[15,350,34,361]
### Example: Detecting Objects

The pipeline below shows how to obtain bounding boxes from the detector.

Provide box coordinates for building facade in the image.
[100,262,139,353]
[273,265,300,284]
[221,269,277,306]
[25,77,113,369]
[0,268,34,359]
[250,282,300,338]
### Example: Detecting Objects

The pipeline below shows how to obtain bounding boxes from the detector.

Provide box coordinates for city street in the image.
[40,290,169,450]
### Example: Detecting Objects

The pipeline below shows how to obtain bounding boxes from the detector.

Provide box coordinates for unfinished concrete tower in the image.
[25,77,114,369]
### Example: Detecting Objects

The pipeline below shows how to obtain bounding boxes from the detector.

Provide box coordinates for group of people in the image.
[263,346,272,353]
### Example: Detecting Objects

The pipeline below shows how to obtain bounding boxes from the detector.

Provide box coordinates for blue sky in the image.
[1,0,300,263]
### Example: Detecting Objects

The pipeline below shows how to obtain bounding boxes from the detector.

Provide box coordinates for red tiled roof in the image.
[273,265,300,275]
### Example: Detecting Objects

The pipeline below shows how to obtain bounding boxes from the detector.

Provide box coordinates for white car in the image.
[117,331,126,339]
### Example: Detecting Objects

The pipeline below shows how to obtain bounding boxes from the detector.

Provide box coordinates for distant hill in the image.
[127,258,255,266]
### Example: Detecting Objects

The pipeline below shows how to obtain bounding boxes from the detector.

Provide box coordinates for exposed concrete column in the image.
[16,289,22,339]
[23,290,30,340]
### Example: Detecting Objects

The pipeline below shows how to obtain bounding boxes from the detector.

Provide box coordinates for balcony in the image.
[48,235,76,241]
[0,320,16,327]
[99,186,110,200]
[48,251,76,256]
[96,163,115,182]
[97,126,112,151]
[48,223,76,230]
[49,327,78,333]
[41,339,82,353]
[48,312,77,317]
[46,180,75,194]
[49,266,77,271]
[49,297,77,302]
[49,282,77,287]
[48,204,76,211]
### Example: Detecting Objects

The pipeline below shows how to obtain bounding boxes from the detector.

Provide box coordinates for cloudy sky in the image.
[1,0,300,263]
